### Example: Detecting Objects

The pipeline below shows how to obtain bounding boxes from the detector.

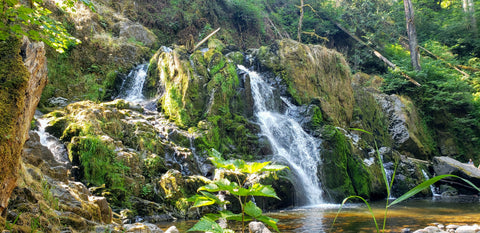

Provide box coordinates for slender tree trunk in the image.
[404,0,421,71]
[463,0,478,36]
[297,0,304,42]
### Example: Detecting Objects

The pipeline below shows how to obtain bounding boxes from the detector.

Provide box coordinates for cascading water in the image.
[34,114,70,165]
[422,169,441,196]
[117,64,148,102]
[238,65,323,206]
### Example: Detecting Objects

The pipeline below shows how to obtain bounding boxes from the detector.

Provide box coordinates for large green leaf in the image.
[187,217,224,233]
[248,183,279,199]
[388,174,480,207]
[192,196,216,208]
[206,210,252,222]
[244,201,262,218]
[241,161,271,174]
[262,164,289,172]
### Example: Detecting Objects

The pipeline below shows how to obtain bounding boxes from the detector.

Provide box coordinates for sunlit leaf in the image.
[244,201,262,218]
[187,217,224,233]
[247,183,279,199]
[262,164,289,172]
[241,161,271,174]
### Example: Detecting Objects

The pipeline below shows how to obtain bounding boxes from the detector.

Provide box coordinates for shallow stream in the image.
[157,197,480,232]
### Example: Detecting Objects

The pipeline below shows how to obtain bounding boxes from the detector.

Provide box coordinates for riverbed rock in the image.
[249,221,272,233]
[455,225,480,233]
[164,226,180,233]
[123,222,164,233]
[433,156,480,194]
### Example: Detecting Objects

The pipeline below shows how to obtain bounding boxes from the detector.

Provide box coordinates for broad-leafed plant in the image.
[188,149,288,233]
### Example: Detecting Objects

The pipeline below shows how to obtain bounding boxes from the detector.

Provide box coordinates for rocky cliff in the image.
[0,36,48,229]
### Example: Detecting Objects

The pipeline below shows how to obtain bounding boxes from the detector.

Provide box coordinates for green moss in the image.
[69,135,130,206]
[352,89,392,147]
[311,105,323,128]
[0,36,30,210]
[321,126,355,202]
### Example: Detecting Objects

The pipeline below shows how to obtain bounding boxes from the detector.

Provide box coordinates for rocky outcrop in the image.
[145,40,262,156]
[433,156,480,194]
[254,39,354,127]
[0,36,47,228]
[375,94,434,160]
[38,100,212,220]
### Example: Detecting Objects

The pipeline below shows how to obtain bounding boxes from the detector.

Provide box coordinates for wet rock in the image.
[249,221,272,233]
[254,39,354,127]
[455,225,480,233]
[164,226,180,233]
[47,97,69,107]
[123,222,164,233]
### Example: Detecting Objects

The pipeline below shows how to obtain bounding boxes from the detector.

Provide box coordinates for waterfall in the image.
[34,115,70,165]
[117,64,148,102]
[238,65,323,206]
[422,169,441,196]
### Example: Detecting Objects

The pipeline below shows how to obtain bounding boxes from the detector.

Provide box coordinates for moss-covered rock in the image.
[254,39,354,127]
[146,43,261,157]
[0,36,47,229]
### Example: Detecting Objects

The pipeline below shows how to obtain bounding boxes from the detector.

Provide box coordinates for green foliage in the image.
[382,42,480,160]
[41,179,60,210]
[71,135,130,206]
[0,0,94,53]
[188,149,288,232]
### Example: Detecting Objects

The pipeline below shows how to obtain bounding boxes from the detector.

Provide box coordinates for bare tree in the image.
[297,0,304,42]
[404,0,421,71]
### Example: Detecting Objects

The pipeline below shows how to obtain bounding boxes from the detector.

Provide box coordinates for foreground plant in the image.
[188,149,288,233]
[332,129,480,233]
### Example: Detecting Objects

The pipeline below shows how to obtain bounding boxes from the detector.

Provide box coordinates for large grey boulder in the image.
[375,94,433,159]
[433,156,480,194]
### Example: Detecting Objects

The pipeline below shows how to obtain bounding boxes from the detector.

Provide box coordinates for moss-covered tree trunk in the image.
[0,36,47,229]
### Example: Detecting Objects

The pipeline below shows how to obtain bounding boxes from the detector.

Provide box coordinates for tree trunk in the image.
[404,0,421,71]
[297,0,304,42]
[0,36,47,229]
[463,0,478,36]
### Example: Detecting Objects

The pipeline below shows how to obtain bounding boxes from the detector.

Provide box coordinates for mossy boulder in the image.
[254,39,354,127]
[145,43,261,156]
[320,126,385,202]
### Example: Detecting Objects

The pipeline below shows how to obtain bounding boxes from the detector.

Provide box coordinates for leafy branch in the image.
[0,0,95,52]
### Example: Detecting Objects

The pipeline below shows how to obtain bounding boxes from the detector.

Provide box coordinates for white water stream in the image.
[117,63,148,102]
[238,65,323,206]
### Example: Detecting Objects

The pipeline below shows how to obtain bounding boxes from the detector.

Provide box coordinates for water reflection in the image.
[156,197,480,232]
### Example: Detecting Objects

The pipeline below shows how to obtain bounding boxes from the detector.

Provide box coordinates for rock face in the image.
[433,156,480,194]
[0,36,47,228]
[7,131,114,231]
[375,93,433,160]
[254,39,354,127]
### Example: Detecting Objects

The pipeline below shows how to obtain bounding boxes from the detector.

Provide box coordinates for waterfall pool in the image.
[156,197,480,232]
